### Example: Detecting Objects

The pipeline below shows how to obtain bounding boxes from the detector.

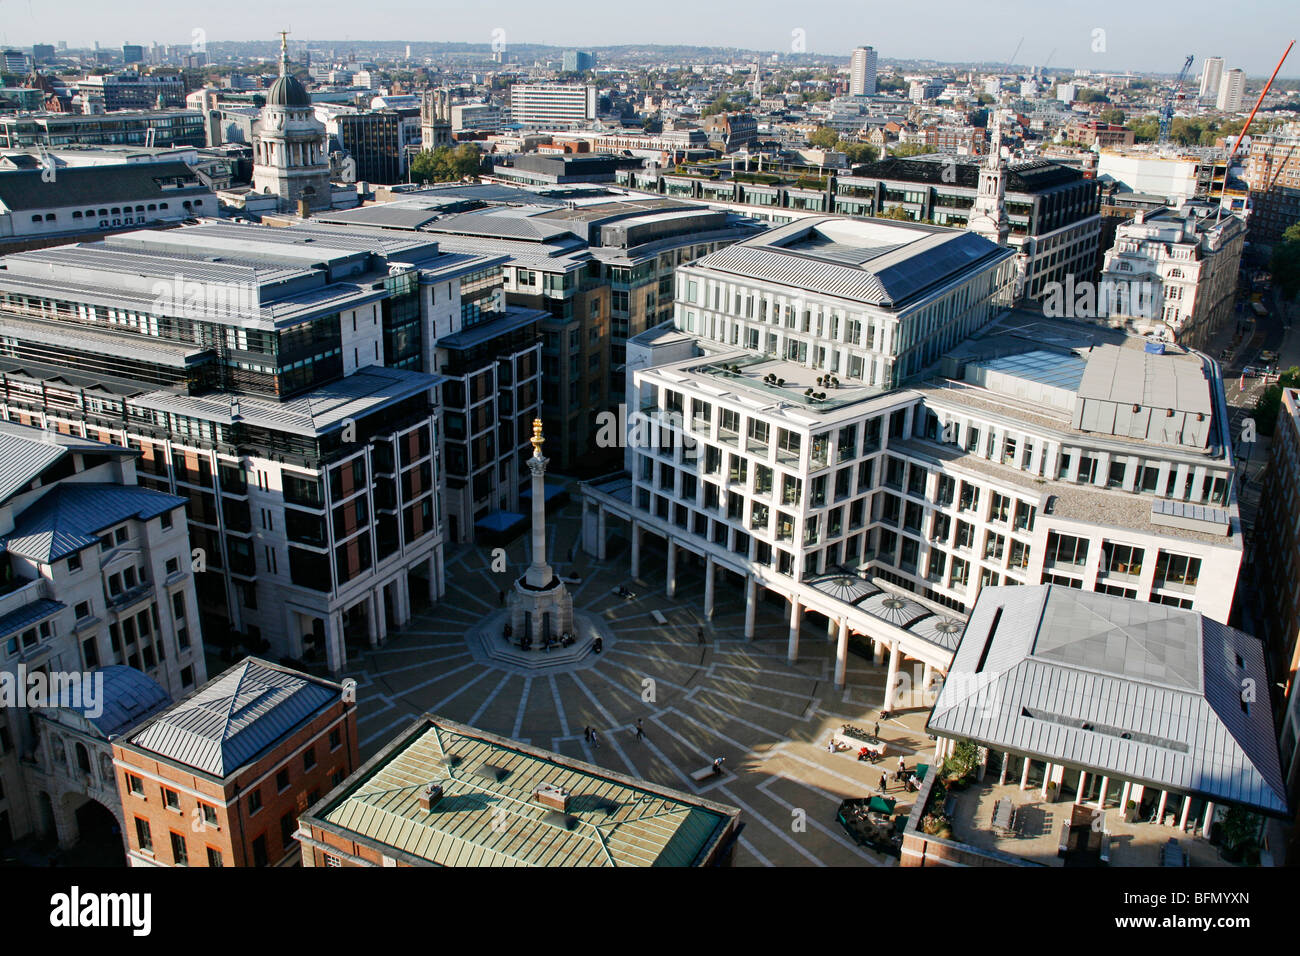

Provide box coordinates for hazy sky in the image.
[1,0,1296,77]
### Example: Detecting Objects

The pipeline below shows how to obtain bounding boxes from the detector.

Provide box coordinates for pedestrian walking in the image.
[897,756,906,777]
[879,773,888,793]
[873,721,879,739]
[635,719,645,742]
[583,726,591,743]
[697,626,705,645]
[591,729,599,749]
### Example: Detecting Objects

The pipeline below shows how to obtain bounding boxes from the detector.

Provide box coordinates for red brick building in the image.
[112,657,358,867]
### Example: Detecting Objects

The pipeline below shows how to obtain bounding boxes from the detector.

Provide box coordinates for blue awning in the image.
[476,510,525,532]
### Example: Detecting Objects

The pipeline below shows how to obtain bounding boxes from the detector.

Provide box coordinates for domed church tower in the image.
[252,32,332,211]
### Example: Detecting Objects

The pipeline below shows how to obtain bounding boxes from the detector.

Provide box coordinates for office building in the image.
[0,110,206,150]
[331,109,405,185]
[906,585,1288,867]
[509,84,597,129]
[0,221,522,668]
[31,44,56,65]
[297,714,741,866]
[450,102,502,133]
[0,161,216,249]
[834,155,1103,301]
[0,421,206,851]
[114,657,359,867]
[562,51,595,73]
[1199,57,1225,104]
[1243,122,1300,245]
[122,45,145,66]
[77,73,185,111]
[850,47,878,97]
[1098,205,1246,349]
[1,51,30,75]
[1259,388,1300,802]
[582,218,1245,698]
[1216,69,1246,112]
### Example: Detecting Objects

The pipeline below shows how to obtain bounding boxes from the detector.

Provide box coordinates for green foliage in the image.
[409,143,482,184]
[702,96,744,117]
[1218,806,1259,852]
[1097,108,1126,125]
[839,141,878,164]
[890,142,931,158]
[941,739,980,783]
[1076,88,1110,104]
[1127,115,1161,143]
[1254,366,1300,436]
[1270,221,1300,300]
[808,126,839,150]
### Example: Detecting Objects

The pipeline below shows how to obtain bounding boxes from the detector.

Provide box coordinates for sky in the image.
[1,0,1296,77]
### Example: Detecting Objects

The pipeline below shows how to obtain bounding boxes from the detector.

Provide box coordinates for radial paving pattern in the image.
[340,494,939,867]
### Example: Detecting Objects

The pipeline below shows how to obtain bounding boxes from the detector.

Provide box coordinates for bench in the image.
[691,766,722,783]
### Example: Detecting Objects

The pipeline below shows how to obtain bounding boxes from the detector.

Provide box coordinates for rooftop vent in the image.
[533,783,570,812]
[417,782,444,811]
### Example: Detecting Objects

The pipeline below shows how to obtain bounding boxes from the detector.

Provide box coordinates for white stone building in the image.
[1099,205,1246,349]
[582,218,1244,707]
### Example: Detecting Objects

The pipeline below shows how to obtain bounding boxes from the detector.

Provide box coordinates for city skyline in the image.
[1,0,1297,77]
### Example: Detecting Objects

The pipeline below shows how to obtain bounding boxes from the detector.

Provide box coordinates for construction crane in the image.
[1158,55,1195,144]
[1004,36,1023,74]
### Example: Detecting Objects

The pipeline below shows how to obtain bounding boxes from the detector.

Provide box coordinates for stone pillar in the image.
[597,507,607,561]
[1076,771,1088,804]
[1098,776,1109,808]
[1019,759,1030,791]
[1201,802,1215,839]
[326,610,345,674]
[703,555,715,619]
[834,619,849,688]
[827,615,837,642]
[525,443,552,588]
[883,640,900,710]
[366,595,379,648]
[427,552,439,604]
[1041,764,1053,800]
[786,598,802,663]
[630,520,641,579]
[872,638,884,667]
[1157,790,1169,825]
[998,752,1009,785]
[396,573,411,628]
[1119,781,1132,813]
[743,576,757,639]
[665,540,677,598]
[373,587,388,643]
[922,662,933,703]
[1179,795,1192,831]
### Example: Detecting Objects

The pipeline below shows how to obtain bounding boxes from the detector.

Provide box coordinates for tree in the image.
[839,140,878,164]
[409,143,482,184]
[1271,221,1300,301]
[1076,88,1110,104]
[890,142,931,158]
[1126,114,1161,143]
[1254,366,1300,436]
[1098,108,1126,126]
[808,126,839,150]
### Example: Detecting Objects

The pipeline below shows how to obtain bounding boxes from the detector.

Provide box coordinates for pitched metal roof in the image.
[0,598,64,638]
[127,658,341,778]
[311,716,738,867]
[0,421,127,505]
[928,585,1289,816]
[1,483,185,563]
[71,665,172,738]
[0,161,210,212]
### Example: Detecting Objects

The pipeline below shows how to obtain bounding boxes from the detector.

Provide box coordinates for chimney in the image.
[533,783,570,812]
[417,782,443,811]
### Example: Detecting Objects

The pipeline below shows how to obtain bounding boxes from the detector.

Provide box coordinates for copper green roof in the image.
[312,716,739,867]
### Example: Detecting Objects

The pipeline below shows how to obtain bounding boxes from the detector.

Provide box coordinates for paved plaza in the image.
[342,491,938,866]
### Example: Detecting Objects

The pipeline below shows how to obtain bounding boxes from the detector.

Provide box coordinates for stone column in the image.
[525,442,552,588]
[326,610,345,674]
[665,540,677,598]
[884,640,900,710]
[427,552,439,604]
[1157,790,1169,825]
[1098,776,1110,808]
[834,619,849,688]
[1076,771,1088,804]
[1201,802,1215,839]
[366,595,379,647]
[630,520,641,579]
[873,638,884,667]
[1179,795,1192,831]
[597,507,607,561]
[1019,759,1030,791]
[998,753,1009,785]
[743,576,757,639]
[786,597,802,663]
[703,555,715,619]
[373,587,388,643]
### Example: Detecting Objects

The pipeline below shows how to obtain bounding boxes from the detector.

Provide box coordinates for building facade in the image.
[114,657,359,867]
[508,84,597,129]
[0,422,205,852]
[1243,123,1300,246]
[1098,205,1246,349]
[850,47,878,97]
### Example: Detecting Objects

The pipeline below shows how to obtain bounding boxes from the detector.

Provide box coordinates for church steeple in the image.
[967,113,1009,246]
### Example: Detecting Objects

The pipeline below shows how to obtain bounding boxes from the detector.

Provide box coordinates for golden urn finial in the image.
[530,418,545,456]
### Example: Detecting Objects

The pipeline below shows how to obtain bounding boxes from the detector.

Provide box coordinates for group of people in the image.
[584,719,648,748]
[876,757,913,793]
